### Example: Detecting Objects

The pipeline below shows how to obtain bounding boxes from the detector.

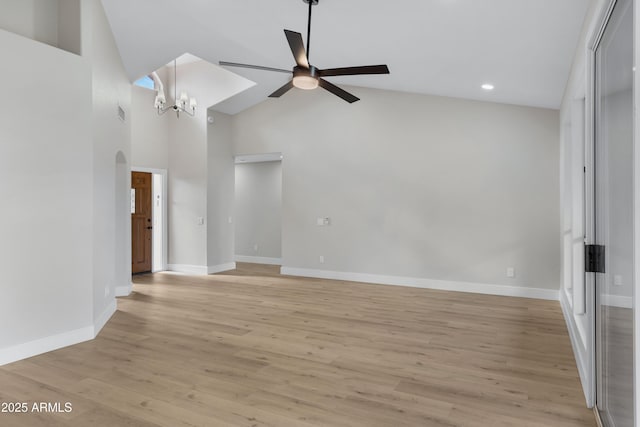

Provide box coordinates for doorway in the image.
[131,171,152,274]
[592,0,634,424]
[131,168,167,274]
[234,153,283,265]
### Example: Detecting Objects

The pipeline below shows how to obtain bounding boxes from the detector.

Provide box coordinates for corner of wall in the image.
[206,110,236,268]
[93,299,117,336]
[208,262,236,274]
[0,299,117,368]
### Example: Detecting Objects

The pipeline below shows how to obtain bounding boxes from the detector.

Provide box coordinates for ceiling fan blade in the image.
[319,64,390,77]
[284,30,309,68]
[269,80,295,98]
[318,79,359,103]
[219,61,291,74]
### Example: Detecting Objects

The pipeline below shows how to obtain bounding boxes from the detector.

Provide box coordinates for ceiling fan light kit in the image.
[220,0,389,103]
[292,65,319,90]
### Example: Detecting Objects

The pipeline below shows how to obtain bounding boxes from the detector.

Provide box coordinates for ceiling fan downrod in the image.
[303,0,318,61]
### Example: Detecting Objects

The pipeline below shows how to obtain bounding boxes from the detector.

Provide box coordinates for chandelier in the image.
[154,60,197,118]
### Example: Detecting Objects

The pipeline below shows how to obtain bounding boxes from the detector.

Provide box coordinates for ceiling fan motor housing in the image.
[302,0,319,5]
[294,65,318,79]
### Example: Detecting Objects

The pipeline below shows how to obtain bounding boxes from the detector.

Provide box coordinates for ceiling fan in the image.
[219,0,390,103]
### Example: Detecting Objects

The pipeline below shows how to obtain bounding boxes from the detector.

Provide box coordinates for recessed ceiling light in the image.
[481,83,495,91]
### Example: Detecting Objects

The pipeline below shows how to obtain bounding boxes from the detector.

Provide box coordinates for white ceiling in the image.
[101,0,590,114]
[157,53,255,113]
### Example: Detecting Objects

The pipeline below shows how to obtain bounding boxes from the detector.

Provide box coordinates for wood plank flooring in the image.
[0,263,595,426]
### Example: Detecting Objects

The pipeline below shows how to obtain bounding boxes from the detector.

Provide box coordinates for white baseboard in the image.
[235,255,282,265]
[94,299,117,336]
[115,283,132,297]
[560,292,592,406]
[280,267,559,301]
[0,298,119,367]
[208,262,236,274]
[167,263,236,275]
[0,325,94,367]
[600,294,633,309]
[167,264,209,275]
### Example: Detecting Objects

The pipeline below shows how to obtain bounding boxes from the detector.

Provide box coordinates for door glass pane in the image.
[595,0,633,425]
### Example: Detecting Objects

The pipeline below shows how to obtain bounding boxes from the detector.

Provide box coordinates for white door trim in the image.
[633,1,640,424]
[131,167,168,272]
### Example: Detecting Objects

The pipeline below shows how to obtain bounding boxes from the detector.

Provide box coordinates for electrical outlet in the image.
[197,217,204,225]
[614,275,623,286]
[319,255,325,264]
[506,267,515,278]
[104,286,110,297]
[254,243,258,252]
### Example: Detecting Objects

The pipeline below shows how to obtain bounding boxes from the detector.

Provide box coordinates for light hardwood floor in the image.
[0,263,595,426]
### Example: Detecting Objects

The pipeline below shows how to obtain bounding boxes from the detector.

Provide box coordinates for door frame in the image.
[633,0,640,423]
[586,0,638,423]
[132,166,168,272]
[584,0,618,412]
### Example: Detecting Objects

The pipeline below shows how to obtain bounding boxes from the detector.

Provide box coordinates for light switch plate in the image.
[317,217,331,226]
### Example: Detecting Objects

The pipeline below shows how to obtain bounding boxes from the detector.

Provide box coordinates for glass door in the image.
[593,0,634,425]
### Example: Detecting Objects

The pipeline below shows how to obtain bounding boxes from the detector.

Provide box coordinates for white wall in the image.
[207,111,236,271]
[235,161,282,260]
[130,74,171,274]
[131,84,170,170]
[0,29,93,361]
[0,0,131,365]
[115,152,129,294]
[167,96,209,269]
[86,0,132,323]
[634,1,640,422]
[132,62,239,274]
[168,60,250,271]
[233,87,560,295]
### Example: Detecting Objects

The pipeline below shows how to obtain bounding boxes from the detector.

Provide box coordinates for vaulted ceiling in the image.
[101,0,590,114]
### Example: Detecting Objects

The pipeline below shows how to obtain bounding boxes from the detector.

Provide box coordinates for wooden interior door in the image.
[131,171,152,274]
